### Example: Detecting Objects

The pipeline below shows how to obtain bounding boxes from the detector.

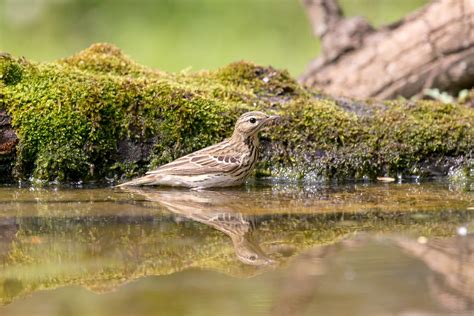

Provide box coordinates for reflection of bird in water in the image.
[123,188,273,266]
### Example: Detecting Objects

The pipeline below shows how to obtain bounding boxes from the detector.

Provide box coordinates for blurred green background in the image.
[0,0,427,75]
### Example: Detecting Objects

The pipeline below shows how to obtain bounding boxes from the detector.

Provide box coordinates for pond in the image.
[0,179,472,315]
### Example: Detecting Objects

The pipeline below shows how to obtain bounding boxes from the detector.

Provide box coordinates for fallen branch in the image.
[300,0,474,99]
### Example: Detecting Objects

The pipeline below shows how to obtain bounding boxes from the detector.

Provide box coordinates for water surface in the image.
[0,180,472,315]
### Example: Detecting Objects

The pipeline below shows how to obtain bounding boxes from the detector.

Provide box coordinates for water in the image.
[0,180,473,315]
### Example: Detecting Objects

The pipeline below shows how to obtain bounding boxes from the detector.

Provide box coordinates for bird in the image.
[118,111,279,189]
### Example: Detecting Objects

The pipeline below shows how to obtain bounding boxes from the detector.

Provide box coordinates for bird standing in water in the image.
[118,111,279,189]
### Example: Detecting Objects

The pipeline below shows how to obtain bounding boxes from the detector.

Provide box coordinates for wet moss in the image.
[0,43,473,183]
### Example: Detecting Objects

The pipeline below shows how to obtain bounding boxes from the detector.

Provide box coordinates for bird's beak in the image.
[264,258,276,266]
[265,115,280,125]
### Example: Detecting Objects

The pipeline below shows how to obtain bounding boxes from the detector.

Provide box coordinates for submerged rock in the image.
[0,43,473,183]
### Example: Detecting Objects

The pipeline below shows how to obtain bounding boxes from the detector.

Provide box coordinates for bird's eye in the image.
[249,117,257,124]
[249,255,257,261]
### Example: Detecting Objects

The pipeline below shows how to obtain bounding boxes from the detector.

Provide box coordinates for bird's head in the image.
[232,111,279,138]
[232,234,274,266]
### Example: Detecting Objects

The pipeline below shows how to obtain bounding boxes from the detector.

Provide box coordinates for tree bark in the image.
[0,109,17,181]
[0,111,17,154]
[300,0,474,99]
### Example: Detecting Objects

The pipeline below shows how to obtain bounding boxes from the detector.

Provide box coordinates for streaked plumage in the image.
[118,111,278,189]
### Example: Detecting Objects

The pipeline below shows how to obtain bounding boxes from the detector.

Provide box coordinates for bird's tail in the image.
[115,174,161,188]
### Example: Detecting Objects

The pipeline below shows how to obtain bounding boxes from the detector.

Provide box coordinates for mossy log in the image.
[0,44,473,184]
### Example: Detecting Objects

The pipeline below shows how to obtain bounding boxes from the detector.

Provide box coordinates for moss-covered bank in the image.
[0,43,473,183]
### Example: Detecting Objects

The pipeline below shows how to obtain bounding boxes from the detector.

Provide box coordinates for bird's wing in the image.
[146,141,243,176]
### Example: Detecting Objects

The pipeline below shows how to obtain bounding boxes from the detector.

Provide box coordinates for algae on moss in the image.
[0,43,473,183]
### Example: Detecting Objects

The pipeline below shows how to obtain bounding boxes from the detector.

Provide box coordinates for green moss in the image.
[214,61,302,97]
[59,43,153,77]
[0,54,23,86]
[1,43,473,183]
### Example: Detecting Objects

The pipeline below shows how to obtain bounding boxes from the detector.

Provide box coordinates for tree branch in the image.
[300,0,474,99]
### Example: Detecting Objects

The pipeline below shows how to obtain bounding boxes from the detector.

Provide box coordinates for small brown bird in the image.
[118,111,279,189]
